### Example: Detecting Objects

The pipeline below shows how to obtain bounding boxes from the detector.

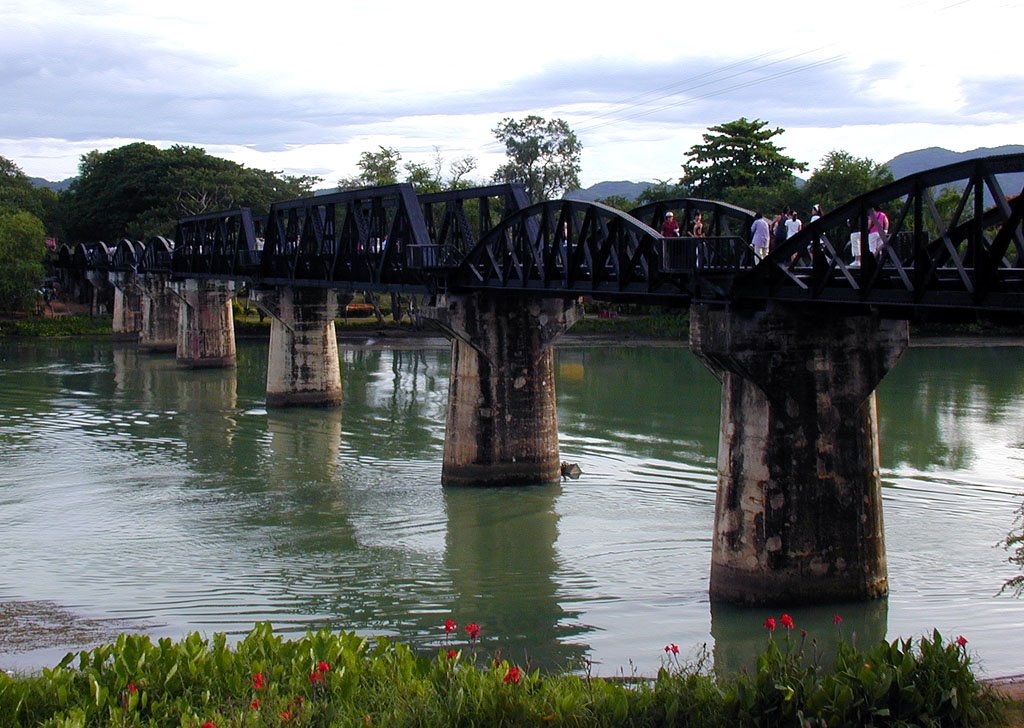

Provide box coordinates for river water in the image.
[0,337,1022,677]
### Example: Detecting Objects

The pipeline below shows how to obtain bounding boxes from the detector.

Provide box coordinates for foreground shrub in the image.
[0,619,1003,727]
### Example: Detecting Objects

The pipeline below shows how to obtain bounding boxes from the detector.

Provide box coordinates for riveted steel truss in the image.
[734,153,1024,313]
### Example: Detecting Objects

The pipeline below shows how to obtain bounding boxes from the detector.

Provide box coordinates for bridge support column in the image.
[110,273,142,341]
[174,279,236,368]
[425,293,581,487]
[138,276,179,353]
[253,287,348,407]
[689,303,908,605]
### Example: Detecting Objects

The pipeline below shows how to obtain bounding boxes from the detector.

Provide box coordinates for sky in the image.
[2,0,1022,191]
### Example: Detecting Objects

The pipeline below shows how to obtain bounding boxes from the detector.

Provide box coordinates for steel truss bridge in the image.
[58,153,1024,318]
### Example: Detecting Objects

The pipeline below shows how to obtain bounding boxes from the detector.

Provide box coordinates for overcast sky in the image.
[2,0,1022,190]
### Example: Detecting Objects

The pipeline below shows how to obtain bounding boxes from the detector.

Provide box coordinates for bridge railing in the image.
[661,235,755,272]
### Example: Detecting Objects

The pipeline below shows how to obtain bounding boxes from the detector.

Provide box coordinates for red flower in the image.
[663,643,679,654]
[504,666,522,684]
[126,682,138,694]
[956,635,968,647]
[444,619,457,633]
[309,670,324,683]
[201,723,216,728]
[317,660,331,673]
[280,710,292,722]
[465,622,481,640]
[780,613,795,630]
[250,699,261,710]
[251,672,265,690]
[764,617,777,632]
[446,649,458,659]
[833,614,843,626]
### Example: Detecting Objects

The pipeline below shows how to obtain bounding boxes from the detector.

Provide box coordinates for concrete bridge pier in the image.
[689,302,908,605]
[85,271,111,316]
[109,273,143,341]
[424,293,582,487]
[174,279,236,368]
[253,287,349,407]
[138,276,179,353]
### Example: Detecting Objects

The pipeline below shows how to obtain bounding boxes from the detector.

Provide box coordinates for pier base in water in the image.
[138,276,179,353]
[425,293,581,486]
[110,273,142,342]
[690,302,908,604]
[255,287,348,408]
[175,279,236,369]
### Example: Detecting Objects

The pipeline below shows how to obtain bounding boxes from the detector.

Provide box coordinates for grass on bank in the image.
[0,620,1010,728]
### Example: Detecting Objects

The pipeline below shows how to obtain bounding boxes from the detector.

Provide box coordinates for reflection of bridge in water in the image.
[55,154,1024,608]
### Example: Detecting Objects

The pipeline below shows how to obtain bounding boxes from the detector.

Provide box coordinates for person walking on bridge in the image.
[661,211,680,237]
[751,212,771,260]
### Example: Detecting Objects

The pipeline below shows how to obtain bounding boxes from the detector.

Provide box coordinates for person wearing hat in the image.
[660,211,680,237]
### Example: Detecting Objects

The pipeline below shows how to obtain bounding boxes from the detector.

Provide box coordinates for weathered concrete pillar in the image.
[253,287,348,407]
[424,293,581,487]
[689,302,908,605]
[109,273,143,341]
[86,271,111,316]
[138,275,179,353]
[173,279,236,368]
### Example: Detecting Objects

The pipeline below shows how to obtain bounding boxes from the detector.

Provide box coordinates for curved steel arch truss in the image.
[736,153,1024,312]
[454,200,692,298]
[140,237,175,274]
[629,197,755,238]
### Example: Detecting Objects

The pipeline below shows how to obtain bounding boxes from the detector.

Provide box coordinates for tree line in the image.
[1,116,893,312]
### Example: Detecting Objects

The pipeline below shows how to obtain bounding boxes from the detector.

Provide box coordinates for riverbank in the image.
[6,312,1022,350]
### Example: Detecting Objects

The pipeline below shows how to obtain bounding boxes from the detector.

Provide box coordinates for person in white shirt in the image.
[785,210,803,238]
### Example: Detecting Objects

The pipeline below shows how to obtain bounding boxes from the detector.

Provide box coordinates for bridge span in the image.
[55,154,1024,606]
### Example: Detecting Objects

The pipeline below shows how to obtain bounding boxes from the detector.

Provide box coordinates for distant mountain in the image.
[884,145,1024,195]
[885,145,1024,180]
[29,176,75,192]
[564,180,652,203]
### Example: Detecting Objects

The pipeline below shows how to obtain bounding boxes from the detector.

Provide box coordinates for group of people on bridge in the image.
[660,210,705,238]
[749,203,889,265]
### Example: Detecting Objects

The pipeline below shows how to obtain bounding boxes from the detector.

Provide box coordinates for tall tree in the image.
[801,150,894,213]
[0,155,60,234]
[339,146,403,189]
[0,210,47,312]
[492,115,581,202]
[62,144,318,241]
[680,118,806,202]
[634,179,690,206]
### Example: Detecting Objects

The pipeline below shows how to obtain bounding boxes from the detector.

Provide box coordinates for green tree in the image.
[339,146,403,189]
[680,118,806,203]
[634,179,690,206]
[62,144,318,241]
[595,194,633,211]
[0,210,47,312]
[492,115,582,202]
[0,155,60,234]
[801,150,894,213]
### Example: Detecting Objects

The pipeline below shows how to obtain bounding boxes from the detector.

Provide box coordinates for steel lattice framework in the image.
[731,153,1024,313]
[452,198,755,300]
[54,155,1024,317]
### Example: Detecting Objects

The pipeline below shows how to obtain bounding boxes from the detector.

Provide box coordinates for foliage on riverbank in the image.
[0,314,111,337]
[0,620,1004,728]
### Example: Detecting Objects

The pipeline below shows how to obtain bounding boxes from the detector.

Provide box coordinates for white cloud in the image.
[2,0,1023,188]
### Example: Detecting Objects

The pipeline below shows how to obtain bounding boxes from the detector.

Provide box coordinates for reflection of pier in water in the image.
[710,600,889,676]
[443,484,587,670]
